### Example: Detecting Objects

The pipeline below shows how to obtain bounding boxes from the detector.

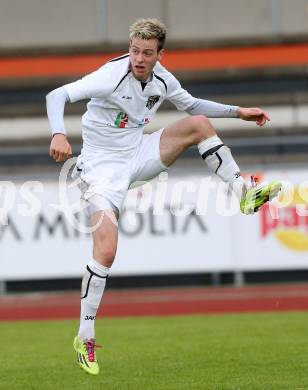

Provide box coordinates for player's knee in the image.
[102,250,116,267]
[188,115,215,144]
[94,244,116,267]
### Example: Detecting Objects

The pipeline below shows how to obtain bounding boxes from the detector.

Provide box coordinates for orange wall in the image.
[1,43,308,79]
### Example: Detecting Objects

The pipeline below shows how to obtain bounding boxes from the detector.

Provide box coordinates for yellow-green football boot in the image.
[240,180,281,215]
[73,336,101,375]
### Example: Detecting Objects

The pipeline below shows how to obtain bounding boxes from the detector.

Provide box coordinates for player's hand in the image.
[49,134,72,163]
[237,107,270,126]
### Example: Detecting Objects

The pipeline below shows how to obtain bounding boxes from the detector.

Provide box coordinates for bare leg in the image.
[78,209,118,341]
[159,115,245,200]
[91,209,119,267]
[160,115,216,166]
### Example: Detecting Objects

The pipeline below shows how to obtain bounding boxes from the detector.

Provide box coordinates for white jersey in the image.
[64,54,195,152]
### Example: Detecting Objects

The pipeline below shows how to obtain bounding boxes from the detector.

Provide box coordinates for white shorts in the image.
[74,128,167,214]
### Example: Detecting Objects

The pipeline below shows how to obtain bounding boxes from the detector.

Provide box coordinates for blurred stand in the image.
[1,0,308,292]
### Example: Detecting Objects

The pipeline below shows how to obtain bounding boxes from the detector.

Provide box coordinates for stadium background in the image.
[1,0,308,292]
[3,2,308,389]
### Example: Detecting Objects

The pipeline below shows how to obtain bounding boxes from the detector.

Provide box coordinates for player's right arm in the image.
[49,133,72,163]
[46,62,124,162]
[47,87,72,162]
[46,70,108,163]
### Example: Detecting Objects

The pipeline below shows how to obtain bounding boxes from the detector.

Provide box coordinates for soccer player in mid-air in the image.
[46,18,281,375]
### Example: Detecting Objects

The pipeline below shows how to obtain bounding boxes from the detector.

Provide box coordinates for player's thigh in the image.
[75,150,131,213]
[159,116,195,166]
[160,115,215,166]
[130,129,167,186]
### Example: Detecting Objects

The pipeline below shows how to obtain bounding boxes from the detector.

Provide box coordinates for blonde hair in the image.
[129,18,167,51]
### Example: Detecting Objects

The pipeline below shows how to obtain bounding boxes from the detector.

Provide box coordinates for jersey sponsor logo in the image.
[114,111,128,128]
[138,117,150,128]
[146,95,160,110]
[121,95,132,100]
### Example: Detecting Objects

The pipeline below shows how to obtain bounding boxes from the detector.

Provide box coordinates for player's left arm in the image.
[236,107,270,126]
[164,70,270,127]
[186,99,270,126]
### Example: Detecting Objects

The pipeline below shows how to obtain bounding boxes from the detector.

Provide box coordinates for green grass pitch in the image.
[1,312,308,390]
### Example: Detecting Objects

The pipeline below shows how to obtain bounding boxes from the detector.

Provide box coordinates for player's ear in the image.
[158,49,165,61]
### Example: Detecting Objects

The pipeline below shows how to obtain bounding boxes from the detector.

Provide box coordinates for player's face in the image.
[129,37,164,81]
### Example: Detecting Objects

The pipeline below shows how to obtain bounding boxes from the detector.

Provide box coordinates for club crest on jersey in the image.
[146,95,160,110]
[114,111,128,128]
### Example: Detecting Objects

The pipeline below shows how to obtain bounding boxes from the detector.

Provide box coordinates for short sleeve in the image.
[166,74,195,111]
[64,63,117,103]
